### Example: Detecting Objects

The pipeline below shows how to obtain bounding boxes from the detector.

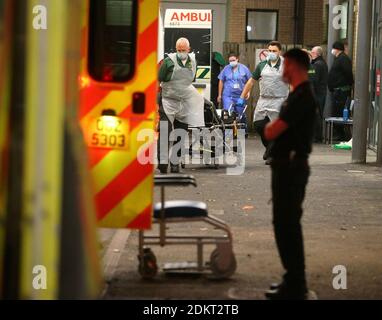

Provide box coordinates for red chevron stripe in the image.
[80,86,110,119]
[127,204,152,229]
[95,148,154,221]
[88,148,110,168]
[137,19,158,63]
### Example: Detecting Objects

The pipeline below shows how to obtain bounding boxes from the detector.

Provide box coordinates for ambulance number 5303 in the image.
[89,117,129,150]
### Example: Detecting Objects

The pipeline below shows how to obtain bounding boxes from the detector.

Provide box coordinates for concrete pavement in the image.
[100,136,382,300]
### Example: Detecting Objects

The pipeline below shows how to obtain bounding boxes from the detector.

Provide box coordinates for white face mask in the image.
[267,52,278,62]
[229,60,238,68]
[177,52,188,60]
[331,49,337,56]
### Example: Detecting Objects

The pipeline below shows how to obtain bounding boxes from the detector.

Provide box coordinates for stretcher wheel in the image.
[209,248,237,279]
[138,248,158,279]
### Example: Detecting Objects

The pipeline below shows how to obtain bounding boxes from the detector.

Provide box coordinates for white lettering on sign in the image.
[164,9,212,29]
[33,5,48,30]
[332,5,347,30]
[170,11,211,23]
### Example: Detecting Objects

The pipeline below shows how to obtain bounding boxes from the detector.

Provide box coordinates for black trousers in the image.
[254,117,271,157]
[330,89,351,140]
[271,159,310,290]
[314,94,326,142]
[157,101,188,166]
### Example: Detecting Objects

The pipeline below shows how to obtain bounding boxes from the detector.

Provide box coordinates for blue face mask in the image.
[267,52,278,62]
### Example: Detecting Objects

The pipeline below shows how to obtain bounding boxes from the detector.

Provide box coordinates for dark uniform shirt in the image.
[307,65,317,89]
[311,56,328,97]
[269,81,317,160]
[327,52,353,91]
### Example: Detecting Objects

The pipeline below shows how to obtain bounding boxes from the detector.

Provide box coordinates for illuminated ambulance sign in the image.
[163,9,212,99]
[165,9,212,28]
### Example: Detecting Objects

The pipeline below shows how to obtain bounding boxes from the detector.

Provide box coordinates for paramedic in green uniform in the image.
[157,37,204,174]
[236,41,289,165]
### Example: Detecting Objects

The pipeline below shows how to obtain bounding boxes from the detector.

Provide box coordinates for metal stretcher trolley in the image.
[138,174,237,279]
[185,99,246,169]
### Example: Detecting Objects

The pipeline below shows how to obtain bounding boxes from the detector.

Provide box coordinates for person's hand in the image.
[217,96,222,104]
[245,92,250,100]
[236,97,245,107]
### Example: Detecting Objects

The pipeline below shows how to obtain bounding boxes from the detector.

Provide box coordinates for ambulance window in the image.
[88,0,137,82]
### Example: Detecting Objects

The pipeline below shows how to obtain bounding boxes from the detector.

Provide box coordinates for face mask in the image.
[177,52,188,60]
[331,49,337,56]
[229,61,238,68]
[267,52,278,62]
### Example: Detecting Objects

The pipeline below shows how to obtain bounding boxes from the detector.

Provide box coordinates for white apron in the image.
[253,58,289,122]
[161,53,205,127]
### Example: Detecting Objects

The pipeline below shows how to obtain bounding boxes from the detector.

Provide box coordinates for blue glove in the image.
[236,97,245,107]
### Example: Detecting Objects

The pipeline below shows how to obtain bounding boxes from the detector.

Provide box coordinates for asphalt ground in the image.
[100,136,382,300]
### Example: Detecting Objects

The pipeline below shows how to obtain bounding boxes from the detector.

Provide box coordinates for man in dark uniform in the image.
[264,49,318,300]
[311,46,328,142]
[328,41,353,141]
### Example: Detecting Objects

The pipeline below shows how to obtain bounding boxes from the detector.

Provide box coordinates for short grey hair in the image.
[176,37,190,48]
[312,46,323,57]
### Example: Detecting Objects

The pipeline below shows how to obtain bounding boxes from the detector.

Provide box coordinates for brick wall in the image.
[227,0,324,46]
[304,0,325,46]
